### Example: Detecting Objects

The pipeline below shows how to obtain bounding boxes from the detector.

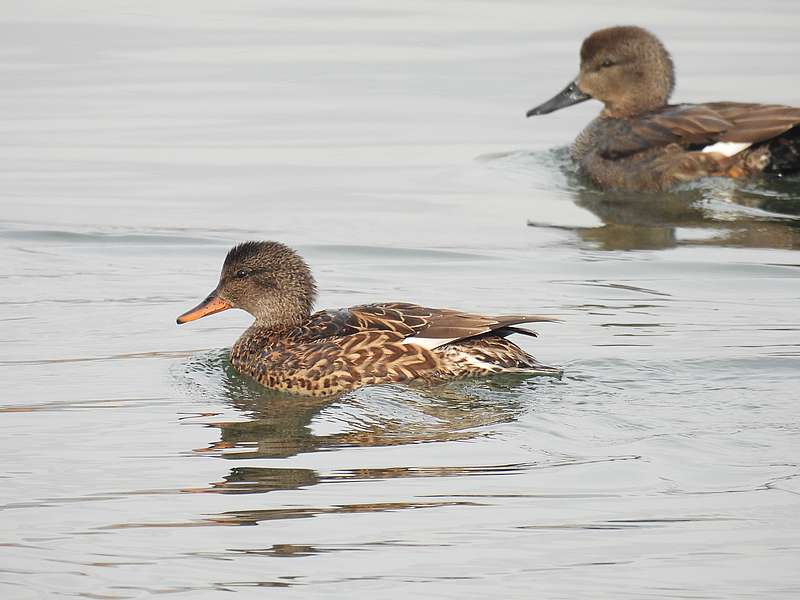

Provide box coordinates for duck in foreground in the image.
[526,26,800,191]
[176,241,561,397]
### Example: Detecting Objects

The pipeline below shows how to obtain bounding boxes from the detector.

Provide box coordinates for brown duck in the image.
[526,26,800,191]
[176,241,560,396]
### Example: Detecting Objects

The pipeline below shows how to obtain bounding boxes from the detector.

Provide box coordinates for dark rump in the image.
[765,126,800,175]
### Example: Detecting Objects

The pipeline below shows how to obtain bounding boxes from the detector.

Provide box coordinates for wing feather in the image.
[601,103,800,158]
[297,302,557,350]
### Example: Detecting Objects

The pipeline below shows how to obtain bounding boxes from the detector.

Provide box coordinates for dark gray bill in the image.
[526,80,590,117]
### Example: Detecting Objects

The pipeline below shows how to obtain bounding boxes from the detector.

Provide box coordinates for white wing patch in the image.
[701,141,751,157]
[401,336,460,350]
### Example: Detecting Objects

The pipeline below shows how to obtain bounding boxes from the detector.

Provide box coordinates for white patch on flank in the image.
[701,141,751,157]
[461,353,500,371]
[402,336,460,350]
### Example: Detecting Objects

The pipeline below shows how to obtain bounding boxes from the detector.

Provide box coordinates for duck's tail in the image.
[439,335,562,378]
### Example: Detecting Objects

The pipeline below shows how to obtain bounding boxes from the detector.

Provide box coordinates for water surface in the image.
[2,2,800,598]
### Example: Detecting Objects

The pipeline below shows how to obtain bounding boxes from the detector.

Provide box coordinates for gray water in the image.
[2,2,800,598]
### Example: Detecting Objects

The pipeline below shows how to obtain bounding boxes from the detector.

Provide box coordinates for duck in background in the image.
[526,26,800,191]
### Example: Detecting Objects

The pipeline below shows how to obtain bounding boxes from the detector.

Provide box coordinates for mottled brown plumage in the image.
[177,242,560,397]
[526,26,800,191]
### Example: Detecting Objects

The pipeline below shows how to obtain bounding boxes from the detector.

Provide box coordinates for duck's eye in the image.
[600,59,615,69]
[234,268,252,279]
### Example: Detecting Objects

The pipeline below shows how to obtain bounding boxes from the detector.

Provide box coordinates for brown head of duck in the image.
[176,241,317,329]
[527,25,674,119]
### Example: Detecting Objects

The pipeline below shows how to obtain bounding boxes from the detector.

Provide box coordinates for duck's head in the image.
[176,241,317,328]
[526,26,674,119]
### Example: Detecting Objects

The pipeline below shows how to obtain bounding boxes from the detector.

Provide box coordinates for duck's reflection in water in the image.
[526,148,800,251]
[177,350,557,508]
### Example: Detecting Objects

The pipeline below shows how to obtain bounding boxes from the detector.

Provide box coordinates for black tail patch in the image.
[495,326,539,339]
[765,126,800,175]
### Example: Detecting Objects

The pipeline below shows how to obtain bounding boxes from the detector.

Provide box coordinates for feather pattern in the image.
[581,103,800,161]
[230,303,560,396]
[573,103,800,191]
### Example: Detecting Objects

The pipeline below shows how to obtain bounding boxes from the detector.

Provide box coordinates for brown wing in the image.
[239,304,558,395]
[353,303,557,344]
[704,102,800,143]
[600,103,800,158]
[295,302,556,347]
[291,303,428,342]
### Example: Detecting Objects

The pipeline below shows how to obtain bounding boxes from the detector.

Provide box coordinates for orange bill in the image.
[176,290,232,324]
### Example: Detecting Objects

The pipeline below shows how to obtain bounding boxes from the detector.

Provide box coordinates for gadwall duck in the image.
[526,26,800,191]
[177,241,560,396]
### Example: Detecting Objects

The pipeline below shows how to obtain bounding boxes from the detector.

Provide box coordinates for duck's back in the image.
[230,302,558,396]
[573,103,800,190]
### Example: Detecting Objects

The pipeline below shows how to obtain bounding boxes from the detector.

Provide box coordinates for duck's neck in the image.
[601,89,669,119]
[248,287,314,331]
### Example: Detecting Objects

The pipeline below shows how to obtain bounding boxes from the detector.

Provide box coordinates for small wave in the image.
[0,229,224,246]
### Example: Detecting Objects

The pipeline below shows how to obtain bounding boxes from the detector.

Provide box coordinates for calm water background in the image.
[2,1,800,598]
